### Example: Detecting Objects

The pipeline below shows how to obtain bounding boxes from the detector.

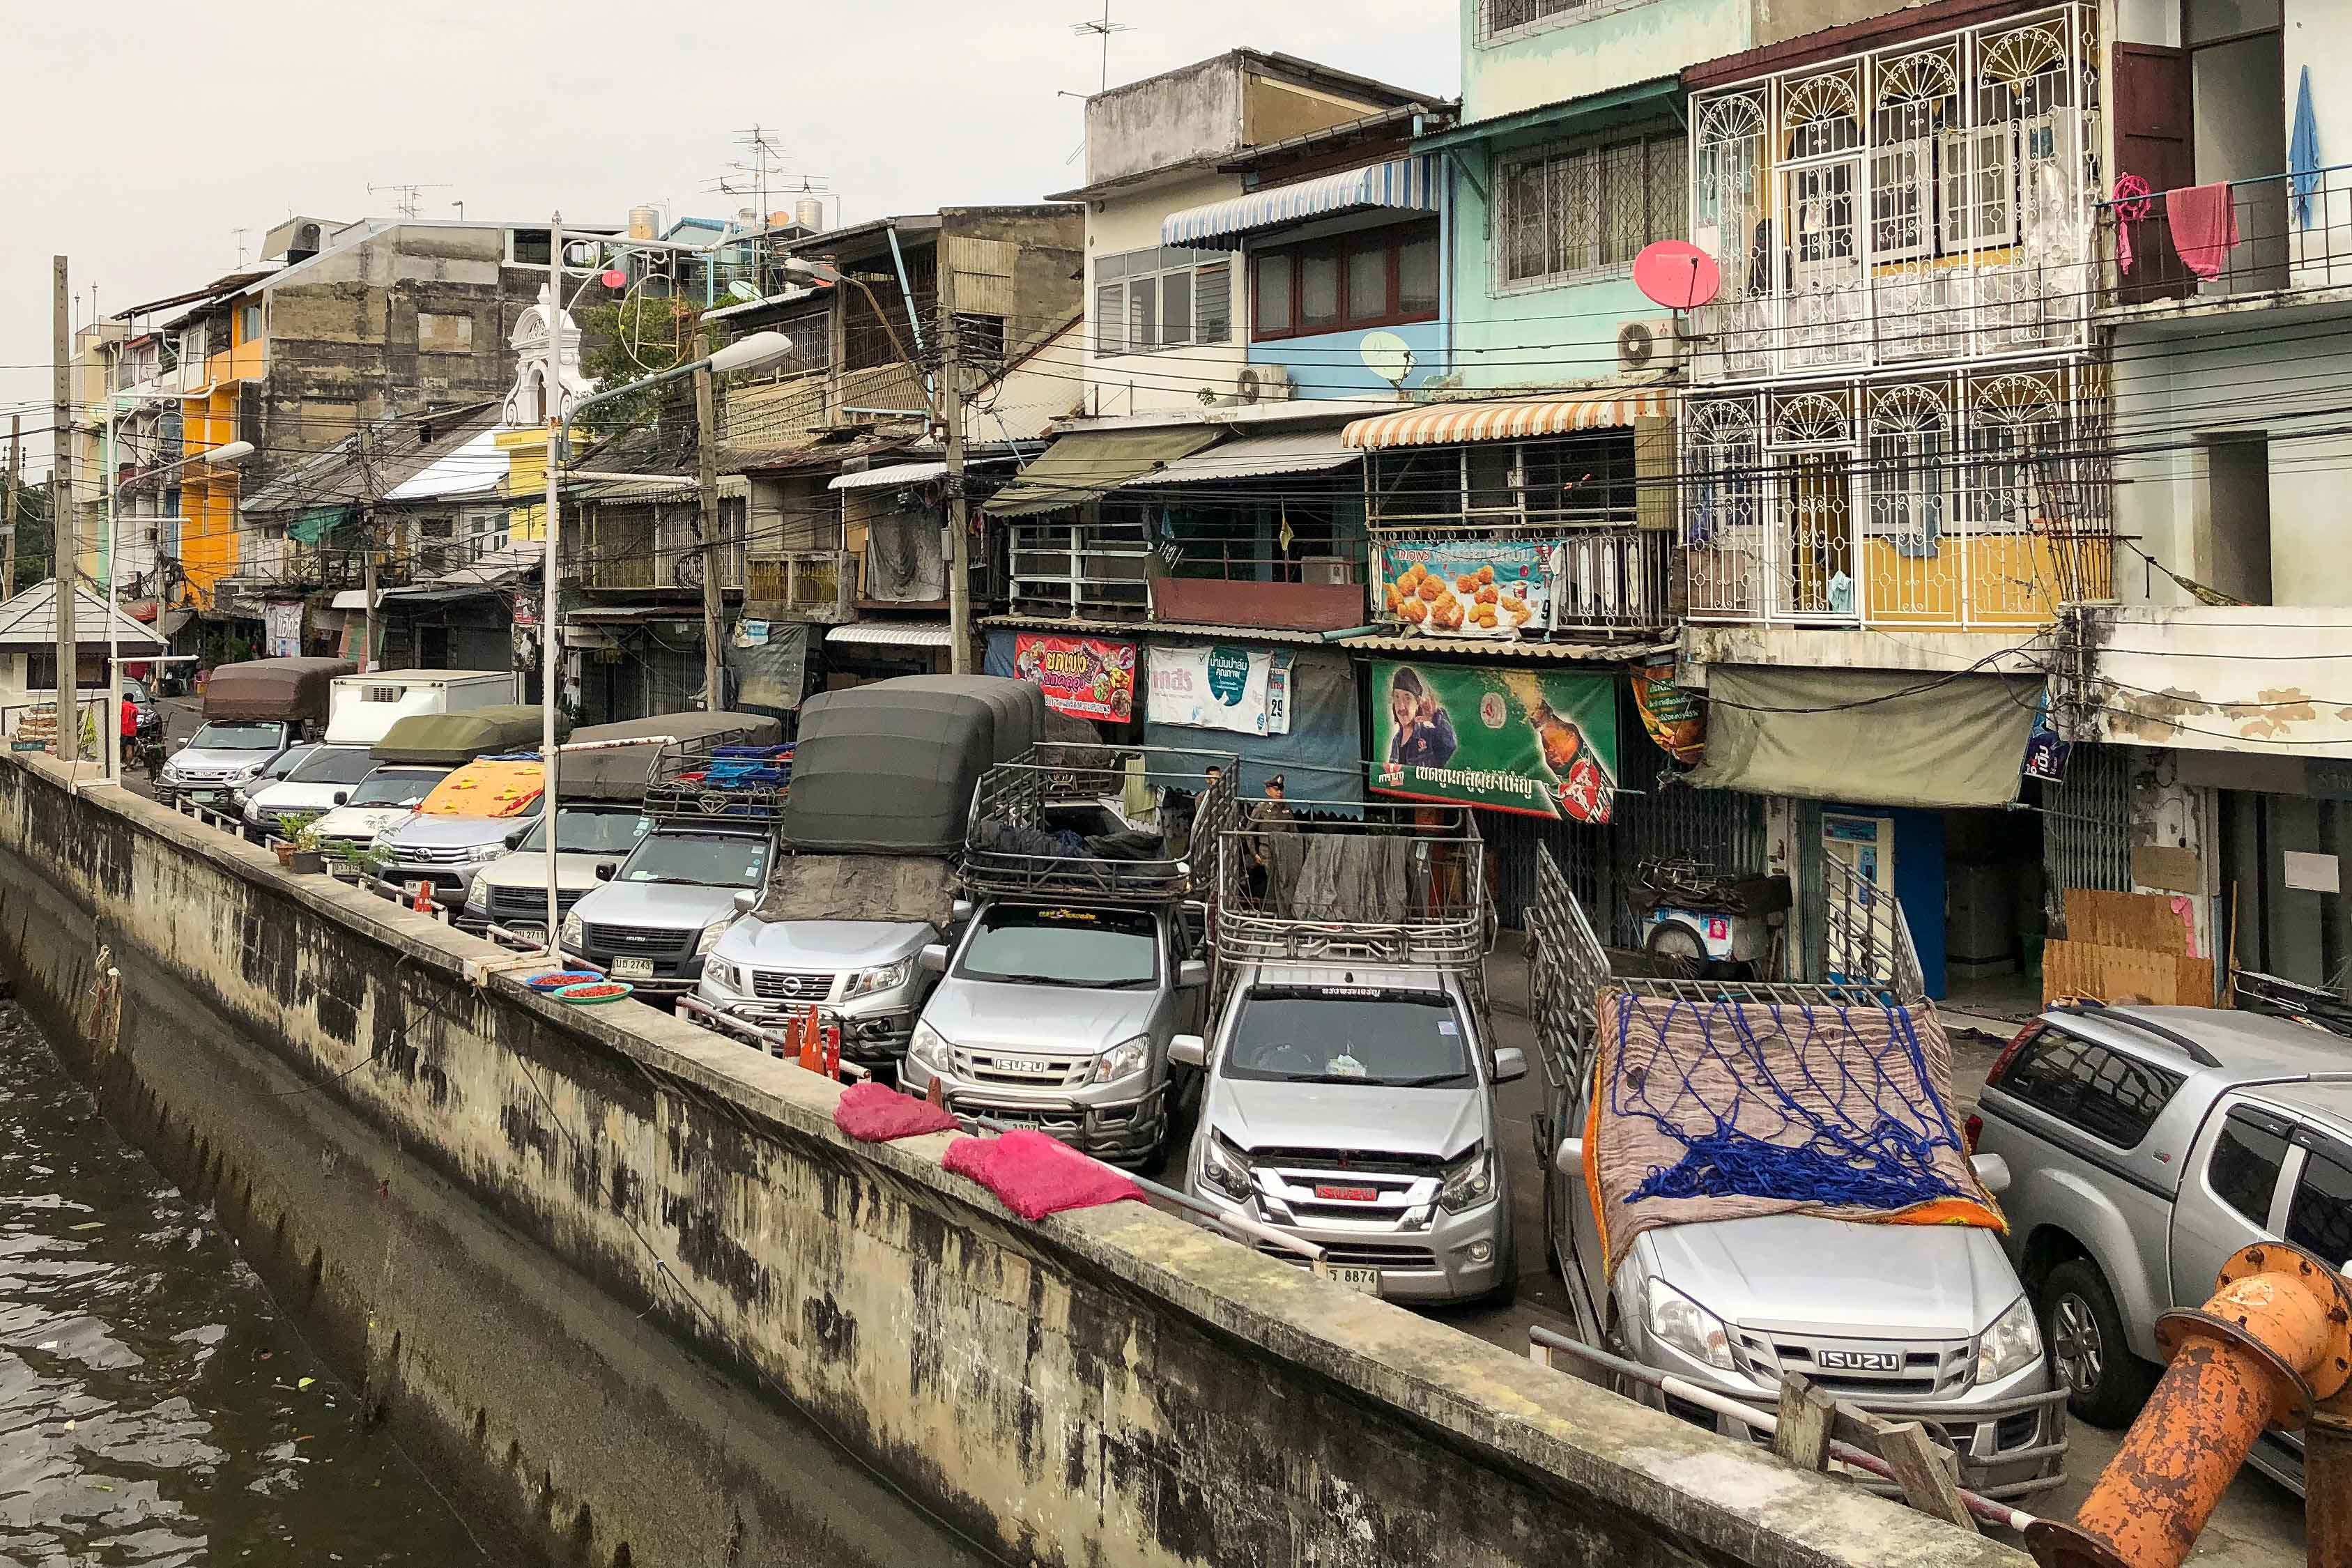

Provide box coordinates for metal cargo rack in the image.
[644,741,792,826]
[1211,801,1487,971]
[959,743,1237,903]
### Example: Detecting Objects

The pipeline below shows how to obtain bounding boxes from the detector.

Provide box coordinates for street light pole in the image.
[541,212,564,955]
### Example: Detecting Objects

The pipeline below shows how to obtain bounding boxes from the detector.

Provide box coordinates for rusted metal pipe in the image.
[2028,1242,2352,1568]
[2312,1384,2352,1568]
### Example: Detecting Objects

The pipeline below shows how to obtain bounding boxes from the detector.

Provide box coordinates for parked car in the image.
[158,657,351,808]
[230,741,320,820]
[563,822,774,998]
[375,758,544,902]
[462,803,650,939]
[242,744,385,838]
[307,765,454,863]
[1971,999,2352,1495]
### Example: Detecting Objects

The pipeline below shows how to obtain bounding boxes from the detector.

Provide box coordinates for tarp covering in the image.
[560,712,782,801]
[1118,429,1359,487]
[757,852,958,925]
[780,676,1045,854]
[982,426,1220,517]
[288,506,353,545]
[417,759,544,819]
[371,705,566,765]
[1142,643,1364,810]
[203,658,356,722]
[1683,666,2038,810]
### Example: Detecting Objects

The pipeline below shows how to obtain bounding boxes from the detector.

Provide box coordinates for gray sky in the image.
[1,0,1457,472]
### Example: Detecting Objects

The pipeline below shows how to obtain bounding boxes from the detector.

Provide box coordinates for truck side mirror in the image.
[171,737,187,753]
[1177,958,1208,990]
[918,942,950,974]
[504,824,530,848]
[332,792,348,807]
[1552,1135,1585,1178]
[595,863,615,882]
[1970,1153,2013,1197]
[1493,1047,1528,1084]
[950,898,974,923]
[1169,1033,1206,1069]
[732,888,757,914]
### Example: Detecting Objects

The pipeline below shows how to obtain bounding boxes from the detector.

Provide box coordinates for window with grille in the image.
[1093,247,1231,356]
[1498,130,1686,286]
[461,507,509,560]
[1480,0,1650,40]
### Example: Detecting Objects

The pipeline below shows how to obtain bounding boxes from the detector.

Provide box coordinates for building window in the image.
[26,648,54,692]
[1369,431,1638,528]
[1252,221,1440,341]
[1093,247,1233,356]
[1498,131,1686,287]
[1479,0,1650,40]
[953,313,1006,370]
[238,304,263,344]
[509,228,553,266]
[461,507,509,560]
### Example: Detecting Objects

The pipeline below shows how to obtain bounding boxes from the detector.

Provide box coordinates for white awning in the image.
[829,461,948,492]
[826,620,953,648]
[1119,429,1360,488]
[330,589,376,611]
[1162,156,1440,248]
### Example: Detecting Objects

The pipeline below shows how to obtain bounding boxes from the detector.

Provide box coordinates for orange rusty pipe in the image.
[2029,1243,2352,1568]
[2313,1383,2352,1568]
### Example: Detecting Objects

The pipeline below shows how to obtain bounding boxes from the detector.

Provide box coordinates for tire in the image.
[2042,1259,2158,1428]
[1644,921,1706,976]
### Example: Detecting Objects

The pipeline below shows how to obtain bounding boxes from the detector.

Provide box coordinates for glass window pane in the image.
[1095,284,1125,355]
[1254,254,1292,334]
[1300,254,1339,328]
[2184,0,2280,45]
[1348,245,1389,321]
[2286,1148,2352,1265]
[1161,269,1193,346]
[1196,262,1231,342]
[1468,446,1516,513]
[1399,235,1440,314]
[2208,1113,2290,1226]
[1128,279,1158,352]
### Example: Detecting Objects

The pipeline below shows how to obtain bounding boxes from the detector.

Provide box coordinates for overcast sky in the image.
[1,0,1457,473]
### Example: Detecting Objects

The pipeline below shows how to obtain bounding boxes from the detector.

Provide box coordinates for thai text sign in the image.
[1146,644,1292,737]
[1014,633,1137,723]
[1370,660,1617,822]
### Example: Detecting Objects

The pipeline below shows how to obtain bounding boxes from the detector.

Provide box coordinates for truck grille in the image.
[752,969,837,1003]
[1259,1241,1437,1270]
[396,843,489,865]
[583,923,693,956]
[1735,1333,1969,1397]
[950,1047,1093,1089]
[489,885,581,917]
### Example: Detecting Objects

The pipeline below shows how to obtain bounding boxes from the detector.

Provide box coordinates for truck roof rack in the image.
[959,743,1236,903]
[1210,802,1486,971]
[644,742,792,827]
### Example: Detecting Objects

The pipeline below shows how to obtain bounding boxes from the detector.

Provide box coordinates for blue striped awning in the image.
[1161,155,1440,248]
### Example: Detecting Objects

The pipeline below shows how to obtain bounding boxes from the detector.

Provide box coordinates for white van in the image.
[323,670,512,748]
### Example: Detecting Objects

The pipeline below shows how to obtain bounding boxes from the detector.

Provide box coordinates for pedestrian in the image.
[1247,773,1300,910]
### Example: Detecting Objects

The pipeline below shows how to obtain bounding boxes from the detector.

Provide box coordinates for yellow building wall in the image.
[493,428,548,540]
[174,313,268,606]
[1860,534,2094,630]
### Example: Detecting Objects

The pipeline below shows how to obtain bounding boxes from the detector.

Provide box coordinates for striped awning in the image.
[1341,390,1672,449]
[1161,156,1440,248]
[829,460,946,492]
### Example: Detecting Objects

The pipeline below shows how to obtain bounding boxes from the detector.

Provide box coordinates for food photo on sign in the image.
[1378,540,1553,638]
[1013,633,1137,723]
[1369,661,1617,822]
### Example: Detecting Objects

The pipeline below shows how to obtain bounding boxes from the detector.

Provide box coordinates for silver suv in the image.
[1971,997,2352,1495]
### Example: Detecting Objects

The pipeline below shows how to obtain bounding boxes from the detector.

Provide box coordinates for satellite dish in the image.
[1632,240,1722,311]
[728,279,762,303]
[1360,330,1416,388]
[599,268,629,289]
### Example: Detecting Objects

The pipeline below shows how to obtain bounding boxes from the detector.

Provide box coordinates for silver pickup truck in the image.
[1971,988,2352,1495]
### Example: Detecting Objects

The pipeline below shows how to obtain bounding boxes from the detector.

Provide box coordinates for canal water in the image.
[0,1002,493,1566]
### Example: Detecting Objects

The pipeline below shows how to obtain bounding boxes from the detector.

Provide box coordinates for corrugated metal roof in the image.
[0,579,166,650]
[1119,429,1359,487]
[1161,156,1440,248]
[1339,635,1674,661]
[981,613,1334,647]
[827,620,953,648]
[829,460,947,492]
[1341,390,1670,449]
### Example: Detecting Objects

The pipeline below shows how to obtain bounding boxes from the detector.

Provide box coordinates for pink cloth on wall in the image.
[2167,183,2240,280]
[833,1081,957,1142]
[943,1131,1144,1222]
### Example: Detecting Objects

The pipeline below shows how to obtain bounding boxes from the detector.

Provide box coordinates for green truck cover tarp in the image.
[371,705,569,766]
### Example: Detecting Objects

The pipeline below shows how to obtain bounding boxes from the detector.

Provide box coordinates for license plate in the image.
[190,791,223,805]
[1327,1265,1382,1295]
[1314,1184,1378,1202]
[507,923,548,946]
[611,956,655,978]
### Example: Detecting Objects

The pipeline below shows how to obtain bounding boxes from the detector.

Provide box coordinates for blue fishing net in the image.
[1610,996,1970,1212]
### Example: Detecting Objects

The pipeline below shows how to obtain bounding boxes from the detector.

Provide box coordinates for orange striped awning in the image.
[1340,390,1672,449]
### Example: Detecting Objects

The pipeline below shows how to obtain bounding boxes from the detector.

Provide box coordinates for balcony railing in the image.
[745,550,853,620]
[2100,163,2352,307]
[1373,526,1673,636]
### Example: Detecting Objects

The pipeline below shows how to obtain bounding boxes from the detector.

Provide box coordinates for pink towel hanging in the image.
[2167,182,2240,280]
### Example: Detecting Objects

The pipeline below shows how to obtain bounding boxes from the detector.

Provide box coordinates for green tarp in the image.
[982,427,1222,517]
[1684,666,2039,810]
[372,706,568,765]
[289,506,354,545]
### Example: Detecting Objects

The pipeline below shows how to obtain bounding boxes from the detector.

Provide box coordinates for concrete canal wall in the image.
[0,754,2030,1568]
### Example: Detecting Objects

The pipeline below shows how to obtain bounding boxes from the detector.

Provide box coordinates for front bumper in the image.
[901,1061,1171,1162]
[1185,1183,1509,1303]
[695,991,918,1062]
[568,944,705,997]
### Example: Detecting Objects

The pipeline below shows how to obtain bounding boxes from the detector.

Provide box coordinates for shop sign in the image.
[1631,663,1705,765]
[1369,660,1617,822]
[1378,539,1553,639]
[1147,644,1292,737]
[1014,633,1137,723]
[263,600,303,659]
[2023,690,2070,784]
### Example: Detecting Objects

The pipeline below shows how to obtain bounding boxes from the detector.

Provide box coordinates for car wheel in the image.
[1644,921,1706,977]
[2043,1259,2157,1428]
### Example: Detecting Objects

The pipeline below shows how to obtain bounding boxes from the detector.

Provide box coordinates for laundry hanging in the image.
[2292,65,2323,231]
[2167,182,2240,280]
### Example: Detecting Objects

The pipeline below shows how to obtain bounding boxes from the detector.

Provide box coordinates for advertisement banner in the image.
[1013,633,1137,723]
[263,600,303,659]
[1370,660,1618,823]
[1146,643,1293,737]
[1631,662,1706,765]
[1378,539,1553,639]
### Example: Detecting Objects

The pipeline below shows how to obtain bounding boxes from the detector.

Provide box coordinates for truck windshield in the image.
[258,745,316,783]
[619,831,769,887]
[1225,990,1471,1088]
[958,906,1158,989]
[287,746,381,785]
[518,808,652,855]
[189,721,287,751]
[347,769,449,807]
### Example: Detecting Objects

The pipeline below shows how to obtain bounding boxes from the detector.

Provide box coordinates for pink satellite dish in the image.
[1633,241,1722,311]
[599,268,629,289]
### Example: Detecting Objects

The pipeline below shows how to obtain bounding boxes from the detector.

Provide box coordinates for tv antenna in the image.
[231,228,248,266]
[369,182,452,219]
[1070,1,1132,93]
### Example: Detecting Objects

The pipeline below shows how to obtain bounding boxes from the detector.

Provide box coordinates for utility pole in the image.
[693,330,725,709]
[4,415,20,602]
[359,425,377,673]
[938,252,971,677]
[52,256,77,764]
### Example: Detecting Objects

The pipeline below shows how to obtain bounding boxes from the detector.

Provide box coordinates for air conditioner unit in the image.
[1616,318,1683,376]
[1298,555,1355,586]
[1234,363,1294,404]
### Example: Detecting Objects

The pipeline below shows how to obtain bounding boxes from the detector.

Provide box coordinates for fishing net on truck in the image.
[1584,990,2002,1273]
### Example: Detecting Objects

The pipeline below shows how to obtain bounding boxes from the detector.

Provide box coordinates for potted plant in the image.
[274,813,324,874]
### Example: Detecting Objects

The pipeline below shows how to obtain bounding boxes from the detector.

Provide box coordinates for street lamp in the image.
[534,213,796,957]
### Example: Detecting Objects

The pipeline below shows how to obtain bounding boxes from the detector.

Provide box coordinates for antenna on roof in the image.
[1070,1,1133,93]
[368,182,452,220]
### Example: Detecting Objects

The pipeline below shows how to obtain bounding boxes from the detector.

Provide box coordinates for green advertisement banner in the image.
[1369,661,1618,822]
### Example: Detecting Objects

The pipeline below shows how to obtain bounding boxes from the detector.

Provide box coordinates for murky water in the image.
[0,1003,493,1567]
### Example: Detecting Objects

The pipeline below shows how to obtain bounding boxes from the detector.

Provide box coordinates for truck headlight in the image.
[560,910,585,948]
[695,917,732,956]
[703,956,739,992]
[1645,1279,1736,1372]
[906,1020,951,1075]
[1200,1132,1253,1204]
[844,958,912,999]
[1438,1144,1495,1213]
[466,870,488,908]
[1976,1295,2042,1385]
[1093,1033,1149,1084]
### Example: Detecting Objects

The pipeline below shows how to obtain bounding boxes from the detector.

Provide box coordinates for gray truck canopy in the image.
[371,705,567,765]
[781,676,1044,855]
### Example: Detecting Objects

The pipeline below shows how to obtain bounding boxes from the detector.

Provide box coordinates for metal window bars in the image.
[1211,803,1487,971]
[958,744,1238,904]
